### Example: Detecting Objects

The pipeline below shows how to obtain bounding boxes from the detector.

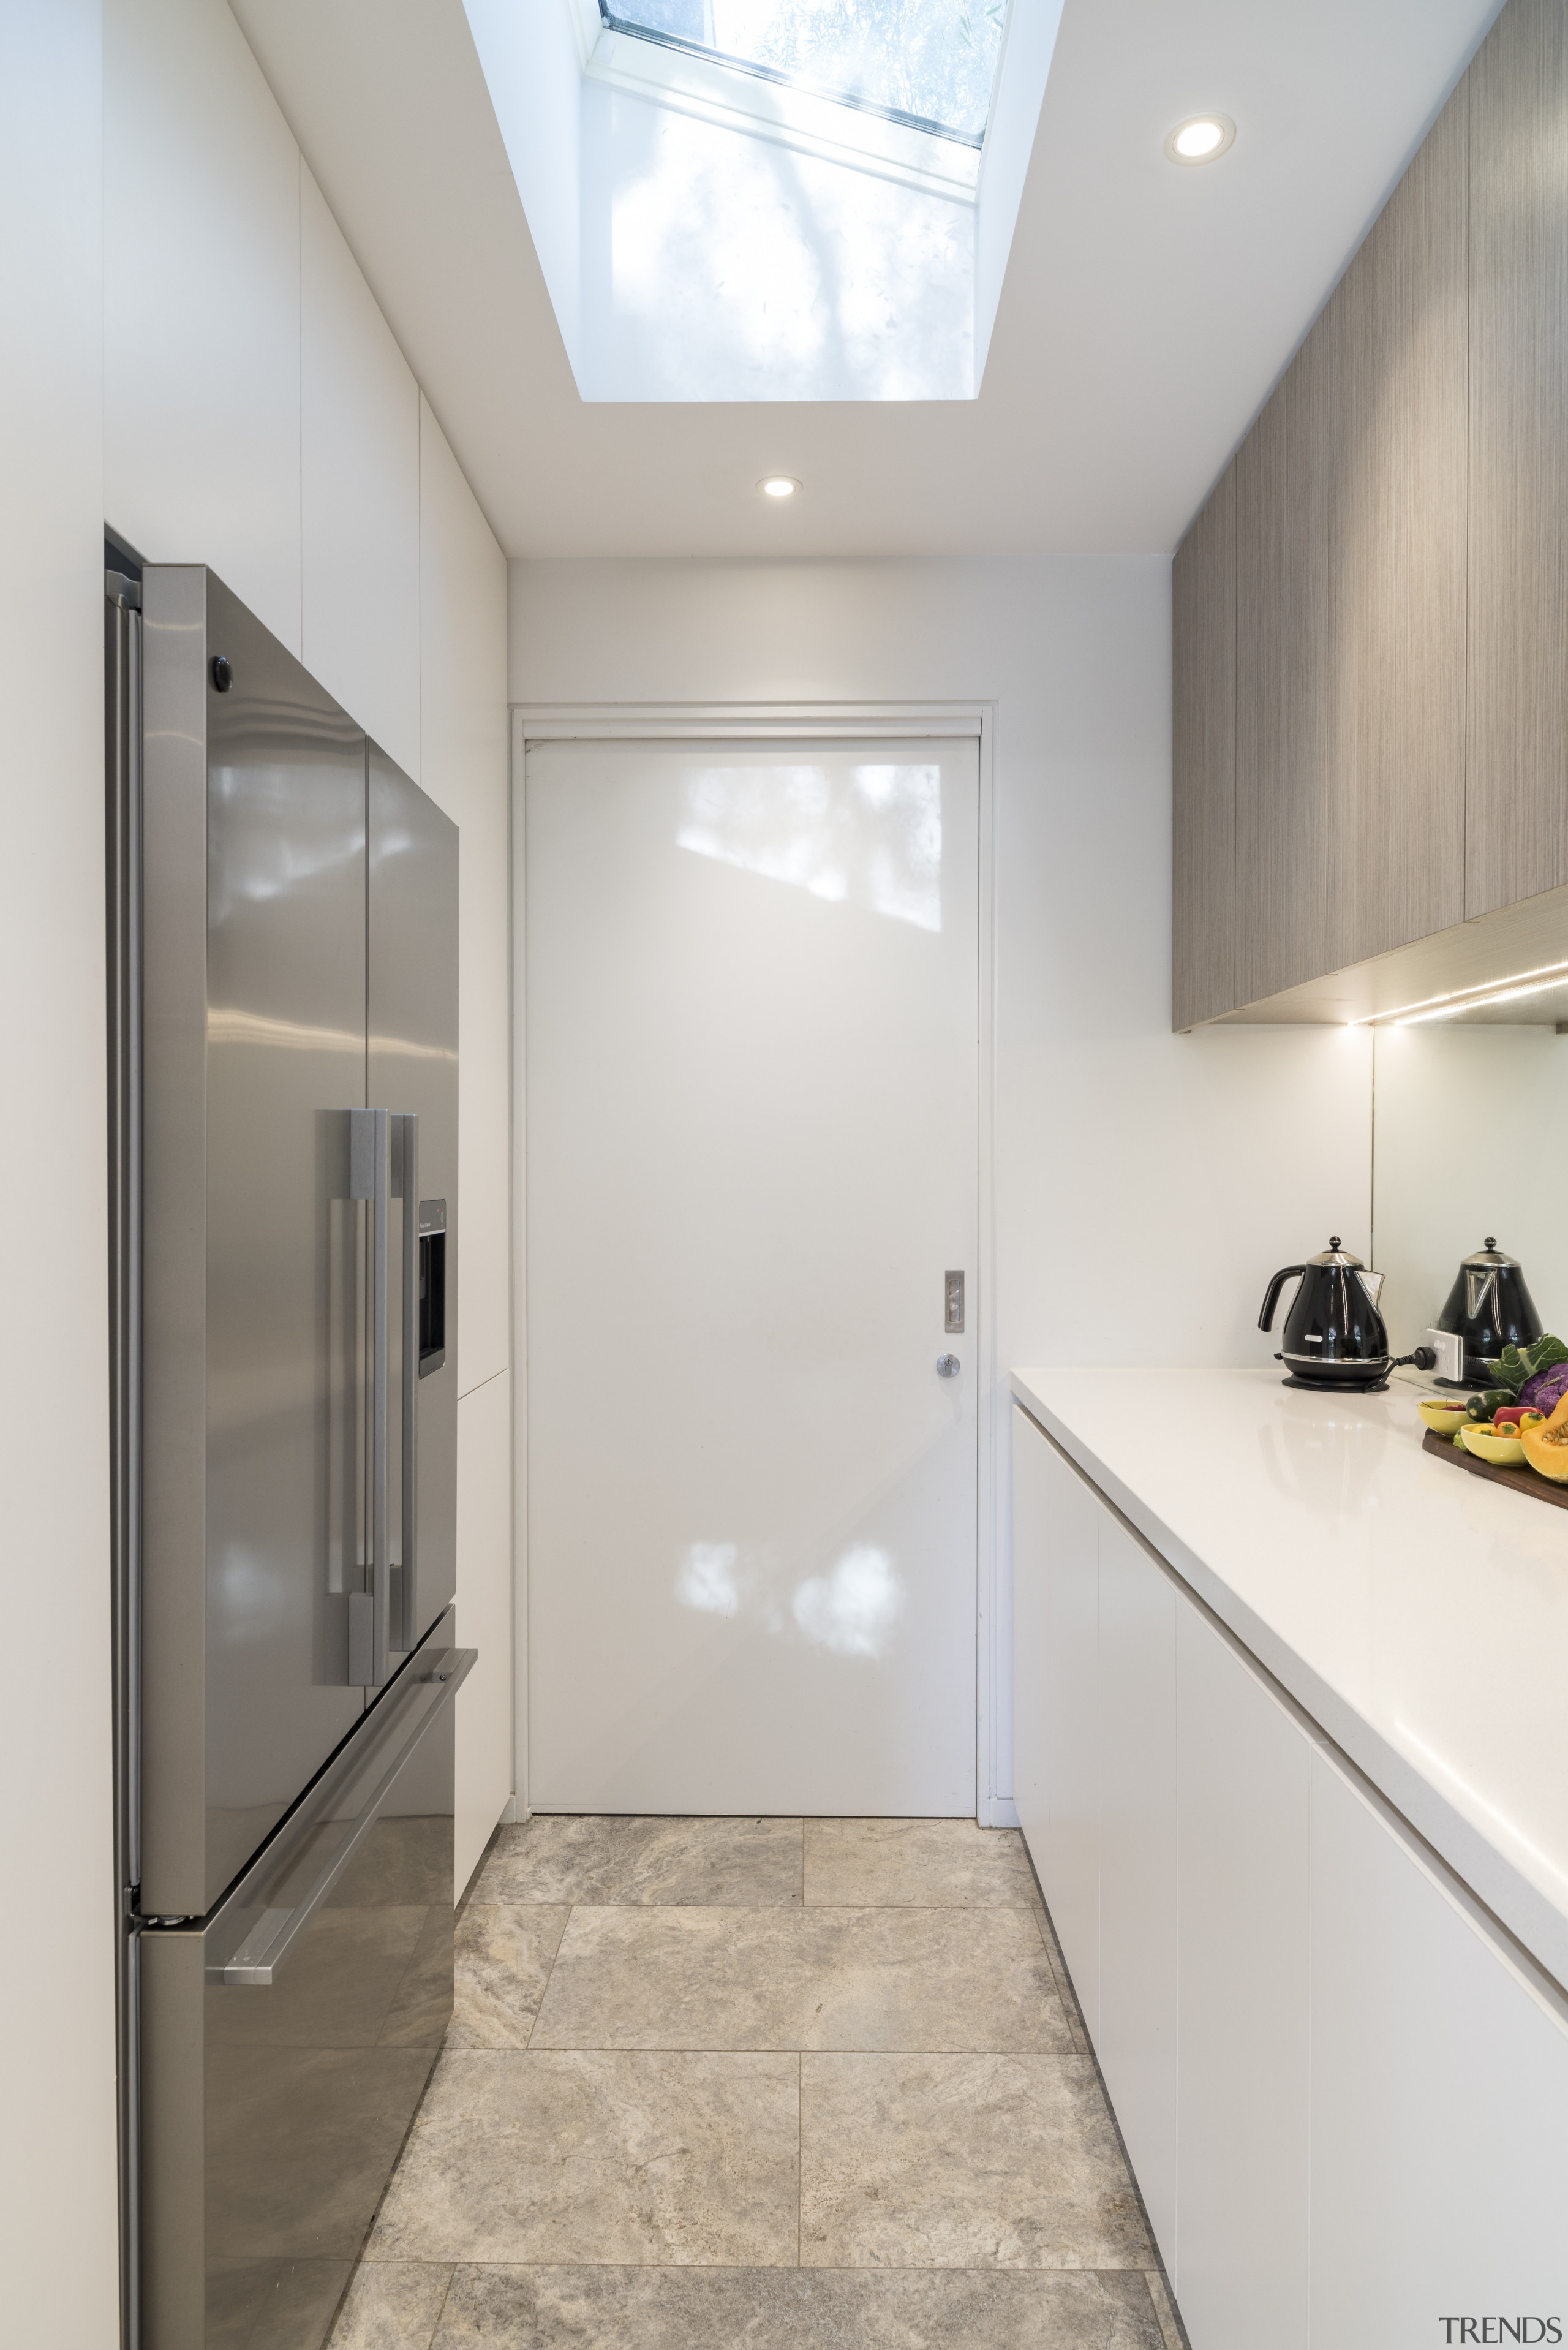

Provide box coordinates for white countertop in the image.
[1011,1365,1568,1990]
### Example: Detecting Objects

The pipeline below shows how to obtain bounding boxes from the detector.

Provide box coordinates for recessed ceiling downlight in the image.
[1165,114,1235,165]
[760,476,801,499]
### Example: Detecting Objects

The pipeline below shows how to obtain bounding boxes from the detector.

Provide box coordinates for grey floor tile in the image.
[331,2262,453,2349]
[805,1818,1043,1909]
[368,2049,799,2267]
[475,1816,804,1908]
[530,1903,1072,2053]
[800,2052,1153,2270]
[447,1906,570,2049]
[431,2264,1167,2346]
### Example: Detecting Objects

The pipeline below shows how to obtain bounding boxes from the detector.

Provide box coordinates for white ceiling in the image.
[233,0,1504,559]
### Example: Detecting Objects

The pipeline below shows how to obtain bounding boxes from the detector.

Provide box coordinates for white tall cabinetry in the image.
[1011,1402,1568,2346]
[104,0,514,1897]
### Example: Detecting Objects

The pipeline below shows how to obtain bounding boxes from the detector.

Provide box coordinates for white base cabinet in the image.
[1011,1402,1568,2348]
[1044,1434,1101,2045]
[1175,1602,1310,2350]
[1097,1513,1178,2270]
[1009,1408,1053,1868]
[1309,1754,1568,2338]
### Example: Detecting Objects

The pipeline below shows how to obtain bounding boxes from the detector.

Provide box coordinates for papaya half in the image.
[1521,1391,1568,1483]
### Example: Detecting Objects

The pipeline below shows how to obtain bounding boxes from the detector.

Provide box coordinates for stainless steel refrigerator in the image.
[106,559,474,2349]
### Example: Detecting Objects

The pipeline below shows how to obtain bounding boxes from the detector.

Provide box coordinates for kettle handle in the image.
[1259,1266,1305,1333]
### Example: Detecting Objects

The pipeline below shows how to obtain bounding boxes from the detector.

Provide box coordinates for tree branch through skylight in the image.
[600,0,1007,146]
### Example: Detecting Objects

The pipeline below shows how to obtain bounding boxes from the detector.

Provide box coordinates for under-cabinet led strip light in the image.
[1348,956,1568,1028]
[1393,974,1568,1026]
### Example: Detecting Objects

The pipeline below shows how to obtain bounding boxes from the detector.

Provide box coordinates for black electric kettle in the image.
[1434,1238,1542,1387]
[1259,1238,1434,1391]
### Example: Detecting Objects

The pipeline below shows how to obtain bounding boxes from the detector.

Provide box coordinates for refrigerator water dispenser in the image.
[419,1200,447,1376]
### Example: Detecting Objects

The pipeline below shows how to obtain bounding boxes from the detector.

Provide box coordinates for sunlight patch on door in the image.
[674,1535,904,1660]
[675,1541,743,1617]
[793,1544,903,1657]
[677,763,941,929]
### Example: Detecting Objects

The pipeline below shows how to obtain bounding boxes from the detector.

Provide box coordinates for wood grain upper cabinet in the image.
[1468,0,1568,919]
[1172,0,1568,1013]
[1235,310,1333,1007]
[1172,468,1236,1031]
[1327,78,1468,969]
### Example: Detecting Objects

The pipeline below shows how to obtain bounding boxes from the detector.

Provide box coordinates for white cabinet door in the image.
[1097,1511,1178,2275]
[1044,1436,1101,2043]
[1177,1606,1310,2348]
[1309,1753,1568,2343]
[1010,1407,1053,1870]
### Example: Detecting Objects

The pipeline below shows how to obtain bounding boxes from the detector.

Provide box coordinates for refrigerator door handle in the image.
[396,1111,418,1649]
[209,1645,475,1987]
[350,1108,391,1685]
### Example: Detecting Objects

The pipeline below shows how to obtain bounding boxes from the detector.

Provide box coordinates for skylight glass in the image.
[598,0,1008,146]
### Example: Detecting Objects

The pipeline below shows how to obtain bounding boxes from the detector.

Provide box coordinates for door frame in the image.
[508,701,1011,1826]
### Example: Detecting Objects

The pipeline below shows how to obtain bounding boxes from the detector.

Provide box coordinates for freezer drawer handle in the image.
[209,1646,475,1988]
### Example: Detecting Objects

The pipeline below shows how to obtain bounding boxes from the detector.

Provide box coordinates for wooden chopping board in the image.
[1421,1425,1568,1511]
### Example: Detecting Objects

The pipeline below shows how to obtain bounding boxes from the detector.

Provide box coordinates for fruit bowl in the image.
[1460,1422,1526,1466]
[1417,1398,1471,1435]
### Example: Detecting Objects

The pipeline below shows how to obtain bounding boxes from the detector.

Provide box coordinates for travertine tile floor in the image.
[331,1818,1188,2349]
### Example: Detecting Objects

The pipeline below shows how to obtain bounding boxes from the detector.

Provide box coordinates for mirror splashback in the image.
[1372,1015,1568,1364]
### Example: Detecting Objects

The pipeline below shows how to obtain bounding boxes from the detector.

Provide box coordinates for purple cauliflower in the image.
[1520,1361,1568,1416]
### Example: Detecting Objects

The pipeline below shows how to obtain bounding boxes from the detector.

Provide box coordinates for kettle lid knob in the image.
[1329,1236,1341,1250]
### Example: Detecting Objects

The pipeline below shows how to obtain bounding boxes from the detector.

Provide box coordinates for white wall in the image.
[0,5,119,2341]
[0,4,511,2326]
[509,555,1373,1811]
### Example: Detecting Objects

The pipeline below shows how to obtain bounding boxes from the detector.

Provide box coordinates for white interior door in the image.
[524,736,979,1815]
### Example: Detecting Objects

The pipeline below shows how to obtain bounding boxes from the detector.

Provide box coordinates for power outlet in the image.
[1425,1327,1465,1385]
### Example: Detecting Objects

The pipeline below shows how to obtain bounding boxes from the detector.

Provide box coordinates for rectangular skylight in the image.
[598,0,1008,147]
